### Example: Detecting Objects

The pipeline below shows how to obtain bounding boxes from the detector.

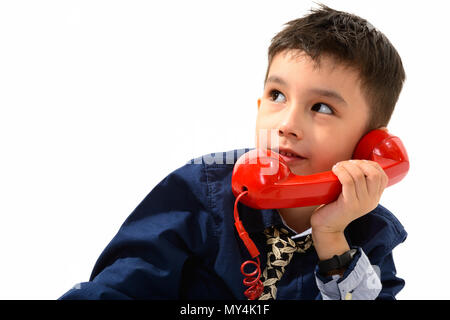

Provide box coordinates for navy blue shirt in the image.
[59,148,407,300]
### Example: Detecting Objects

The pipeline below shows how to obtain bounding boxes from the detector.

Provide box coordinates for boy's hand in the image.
[310,159,389,260]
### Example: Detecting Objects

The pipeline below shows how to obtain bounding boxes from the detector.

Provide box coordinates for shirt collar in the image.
[237,202,284,234]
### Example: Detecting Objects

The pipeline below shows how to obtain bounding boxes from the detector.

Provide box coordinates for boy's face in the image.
[255,49,371,176]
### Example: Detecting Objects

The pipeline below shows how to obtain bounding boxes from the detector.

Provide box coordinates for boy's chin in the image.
[289,164,328,176]
[289,165,309,176]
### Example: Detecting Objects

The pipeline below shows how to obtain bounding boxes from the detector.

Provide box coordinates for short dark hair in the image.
[264,3,406,132]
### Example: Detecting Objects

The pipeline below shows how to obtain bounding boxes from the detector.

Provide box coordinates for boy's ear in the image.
[257,98,261,110]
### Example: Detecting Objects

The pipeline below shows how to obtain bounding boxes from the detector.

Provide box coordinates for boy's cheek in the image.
[308,156,342,174]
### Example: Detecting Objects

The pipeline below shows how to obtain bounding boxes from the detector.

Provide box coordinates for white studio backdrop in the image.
[0,0,448,300]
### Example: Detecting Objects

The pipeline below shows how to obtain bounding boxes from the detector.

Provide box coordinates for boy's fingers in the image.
[360,160,389,195]
[340,161,369,201]
[332,159,389,208]
[357,161,385,197]
[332,162,358,203]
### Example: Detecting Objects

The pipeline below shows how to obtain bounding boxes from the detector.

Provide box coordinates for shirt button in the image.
[344,292,353,300]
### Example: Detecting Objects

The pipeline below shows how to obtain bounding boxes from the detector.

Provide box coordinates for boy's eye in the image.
[268,90,334,115]
[269,89,286,103]
[311,102,334,115]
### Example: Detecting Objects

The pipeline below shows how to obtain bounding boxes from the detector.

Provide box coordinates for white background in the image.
[0,0,448,300]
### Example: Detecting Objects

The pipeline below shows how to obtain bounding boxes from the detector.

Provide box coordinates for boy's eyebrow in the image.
[266,75,348,106]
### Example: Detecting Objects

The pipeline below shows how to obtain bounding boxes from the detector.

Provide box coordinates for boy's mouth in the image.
[276,147,305,158]
[278,153,306,164]
[272,147,307,163]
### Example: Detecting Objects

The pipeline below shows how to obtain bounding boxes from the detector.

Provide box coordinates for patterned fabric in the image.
[258,226,314,300]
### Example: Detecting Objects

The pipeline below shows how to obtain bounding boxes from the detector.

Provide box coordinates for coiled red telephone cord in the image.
[233,190,264,300]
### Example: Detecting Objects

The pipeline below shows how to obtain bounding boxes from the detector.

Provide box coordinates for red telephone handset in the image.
[231,129,409,299]
[232,129,409,209]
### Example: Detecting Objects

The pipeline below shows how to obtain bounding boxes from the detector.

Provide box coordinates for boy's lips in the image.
[272,147,307,163]
[278,153,307,164]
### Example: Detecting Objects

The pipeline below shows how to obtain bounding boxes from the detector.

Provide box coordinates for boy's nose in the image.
[277,104,304,140]
[278,123,303,140]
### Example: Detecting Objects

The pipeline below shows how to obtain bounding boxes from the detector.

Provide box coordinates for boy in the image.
[60,4,407,300]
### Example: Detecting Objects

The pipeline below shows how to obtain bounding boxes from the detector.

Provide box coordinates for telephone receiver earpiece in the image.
[231,129,409,209]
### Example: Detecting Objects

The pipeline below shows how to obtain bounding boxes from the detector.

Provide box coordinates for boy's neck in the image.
[277,205,319,234]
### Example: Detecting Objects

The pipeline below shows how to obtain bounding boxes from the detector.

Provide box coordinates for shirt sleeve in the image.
[314,247,382,300]
[59,162,218,299]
